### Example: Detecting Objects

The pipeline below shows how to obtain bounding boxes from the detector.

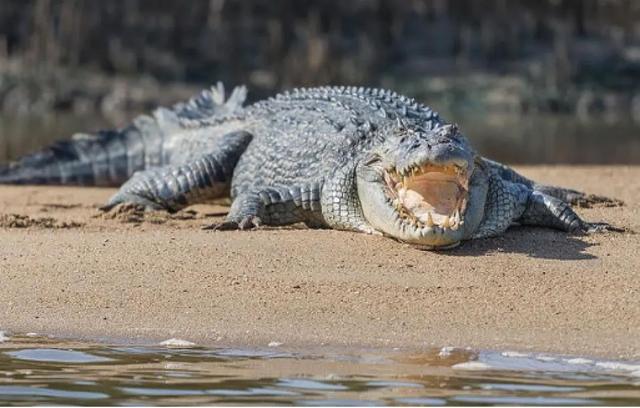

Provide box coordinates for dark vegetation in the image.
[0,0,638,118]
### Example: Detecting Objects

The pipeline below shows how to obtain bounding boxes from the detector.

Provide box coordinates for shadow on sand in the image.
[447,227,598,261]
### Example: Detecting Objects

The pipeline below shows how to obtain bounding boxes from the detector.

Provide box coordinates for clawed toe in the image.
[357,224,383,235]
[581,222,626,234]
[99,203,117,212]
[202,221,240,231]
[99,202,147,213]
[202,216,262,231]
[100,193,164,212]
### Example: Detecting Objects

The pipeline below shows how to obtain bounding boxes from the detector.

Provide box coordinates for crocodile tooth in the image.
[426,212,434,227]
[451,210,460,230]
[442,216,451,228]
[383,171,392,185]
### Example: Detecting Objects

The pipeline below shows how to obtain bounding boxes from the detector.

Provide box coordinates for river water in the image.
[0,113,639,164]
[0,333,639,405]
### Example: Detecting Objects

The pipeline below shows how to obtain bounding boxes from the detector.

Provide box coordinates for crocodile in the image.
[0,84,621,249]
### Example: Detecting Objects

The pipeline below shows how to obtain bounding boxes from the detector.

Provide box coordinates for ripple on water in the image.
[278,378,349,391]
[0,386,108,400]
[5,349,112,363]
[158,338,197,347]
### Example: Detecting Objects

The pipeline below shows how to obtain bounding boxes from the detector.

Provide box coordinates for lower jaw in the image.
[388,224,466,248]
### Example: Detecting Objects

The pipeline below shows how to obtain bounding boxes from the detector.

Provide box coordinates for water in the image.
[0,334,639,405]
[0,114,112,163]
[1,113,639,164]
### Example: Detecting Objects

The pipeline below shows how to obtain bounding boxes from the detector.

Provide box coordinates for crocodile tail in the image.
[0,82,247,186]
[0,124,152,186]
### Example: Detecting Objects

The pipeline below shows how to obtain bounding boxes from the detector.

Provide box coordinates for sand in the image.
[0,166,639,359]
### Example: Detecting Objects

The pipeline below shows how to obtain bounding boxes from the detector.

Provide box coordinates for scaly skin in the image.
[0,84,622,249]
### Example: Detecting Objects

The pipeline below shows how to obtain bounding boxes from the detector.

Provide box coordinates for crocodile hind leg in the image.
[101,131,252,212]
[203,182,325,230]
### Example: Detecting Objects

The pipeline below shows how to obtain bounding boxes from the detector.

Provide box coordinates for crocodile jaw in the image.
[357,163,487,249]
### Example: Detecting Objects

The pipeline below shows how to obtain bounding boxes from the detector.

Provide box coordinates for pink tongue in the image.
[400,189,424,210]
[398,188,449,224]
[403,179,459,215]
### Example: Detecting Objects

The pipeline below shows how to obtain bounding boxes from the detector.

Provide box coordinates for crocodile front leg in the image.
[472,176,530,239]
[203,182,325,230]
[101,131,252,212]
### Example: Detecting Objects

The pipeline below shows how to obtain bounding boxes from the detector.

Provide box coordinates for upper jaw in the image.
[394,157,471,179]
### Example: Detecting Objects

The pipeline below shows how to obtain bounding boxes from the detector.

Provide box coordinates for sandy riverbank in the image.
[0,166,639,358]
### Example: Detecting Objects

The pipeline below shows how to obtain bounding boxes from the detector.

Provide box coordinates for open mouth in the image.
[383,164,469,230]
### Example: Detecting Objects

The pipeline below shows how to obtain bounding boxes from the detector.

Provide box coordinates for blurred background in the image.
[0,0,638,164]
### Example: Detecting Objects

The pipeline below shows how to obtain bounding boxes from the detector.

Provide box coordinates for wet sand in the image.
[0,166,639,358]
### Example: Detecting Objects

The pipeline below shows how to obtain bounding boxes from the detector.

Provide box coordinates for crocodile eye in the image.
[363,155,381,166]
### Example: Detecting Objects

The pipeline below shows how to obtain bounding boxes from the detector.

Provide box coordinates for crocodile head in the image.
[356,121,488,249]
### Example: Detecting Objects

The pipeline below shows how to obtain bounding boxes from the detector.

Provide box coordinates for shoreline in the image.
[1,166,639,359]
[2,331,640,378]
